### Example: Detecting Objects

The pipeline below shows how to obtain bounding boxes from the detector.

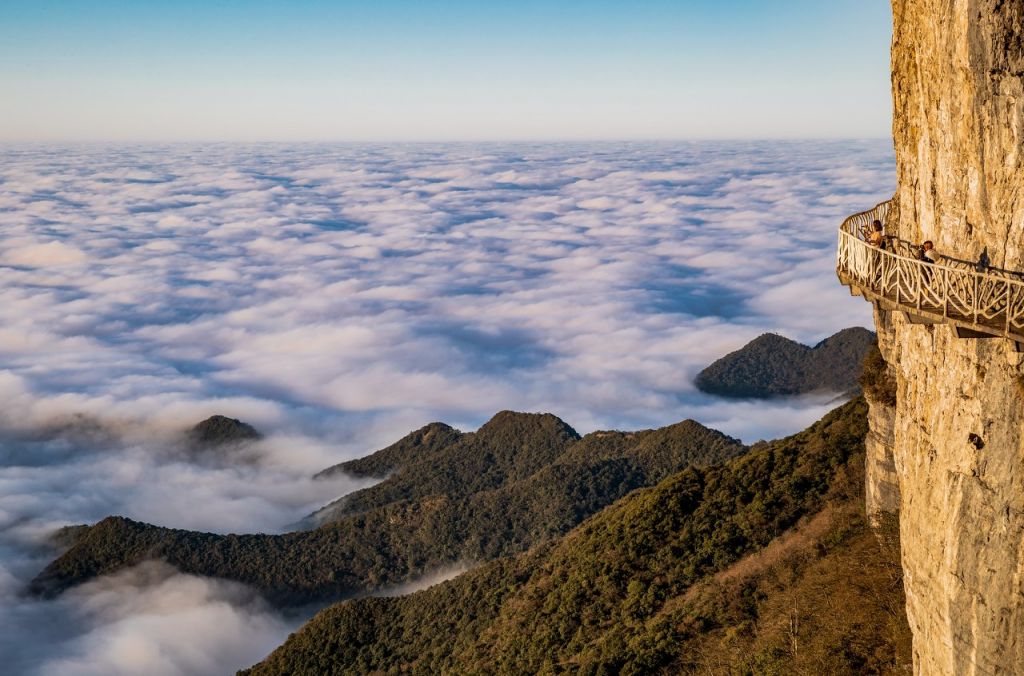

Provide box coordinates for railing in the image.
[836,199,1024,341]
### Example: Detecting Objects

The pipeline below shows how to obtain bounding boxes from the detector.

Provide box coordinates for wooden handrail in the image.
[836,199,1024,341]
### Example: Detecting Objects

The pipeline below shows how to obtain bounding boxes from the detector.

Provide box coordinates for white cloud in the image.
[0,140,895,675]
[5,563,298,676]
[4,241,88,267]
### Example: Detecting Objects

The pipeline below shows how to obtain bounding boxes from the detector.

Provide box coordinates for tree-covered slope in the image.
[242,398,908,675]
[321,411,583,518]
[695,327,876,398]
[665,509,911,674]
[30,411,745,605]
[189,415,263,446]
[314,422,463,479]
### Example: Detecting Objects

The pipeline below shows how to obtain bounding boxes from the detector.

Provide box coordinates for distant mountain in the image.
[695,327,876,398]
[188,415,262,446]
[241,398,911,675]
[30,411,745,605]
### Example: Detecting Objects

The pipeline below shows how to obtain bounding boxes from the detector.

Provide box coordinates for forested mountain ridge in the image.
[242,397,911,674]
[695,327,875,398]
[30,411,745,605]
[314,422,463,479]
[317,411,583,519]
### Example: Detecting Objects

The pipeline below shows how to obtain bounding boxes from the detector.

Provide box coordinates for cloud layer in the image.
[0,140,894,674]
[0,141,893,437]
[1,562,301,676]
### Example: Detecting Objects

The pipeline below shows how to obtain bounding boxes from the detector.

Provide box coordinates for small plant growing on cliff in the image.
[859,345,897,406]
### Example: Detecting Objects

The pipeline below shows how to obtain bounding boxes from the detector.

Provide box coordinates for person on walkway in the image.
[922,240,938,263]
[867,220,886,249]
[915,240,937,264]
[912,240,938,289]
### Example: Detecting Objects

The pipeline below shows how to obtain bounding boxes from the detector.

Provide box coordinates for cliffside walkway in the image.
[836,199,1024,343]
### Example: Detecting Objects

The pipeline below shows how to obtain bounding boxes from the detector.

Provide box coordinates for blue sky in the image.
[0,1,892,141]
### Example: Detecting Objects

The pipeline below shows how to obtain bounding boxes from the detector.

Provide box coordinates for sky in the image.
[0,1,893,141]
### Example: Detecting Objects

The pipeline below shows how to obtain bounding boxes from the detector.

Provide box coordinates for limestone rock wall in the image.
[865,388,899,519]
[891,0,1024,263]
[866,306,901,520]
[884,315,1024,674]
[881,2,1024,673]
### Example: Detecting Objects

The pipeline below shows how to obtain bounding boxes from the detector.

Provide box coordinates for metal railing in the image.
[836,199,1024,340]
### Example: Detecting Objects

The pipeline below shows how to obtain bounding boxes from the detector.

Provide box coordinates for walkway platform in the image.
[835,199,1024,345]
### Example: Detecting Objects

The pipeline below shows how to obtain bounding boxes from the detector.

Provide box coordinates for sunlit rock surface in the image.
[873,2,1024,672]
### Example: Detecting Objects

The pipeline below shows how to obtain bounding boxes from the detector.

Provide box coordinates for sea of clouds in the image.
[0,141,894,674]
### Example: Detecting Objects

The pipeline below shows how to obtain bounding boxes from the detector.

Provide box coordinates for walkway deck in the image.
[836,199,1024,344]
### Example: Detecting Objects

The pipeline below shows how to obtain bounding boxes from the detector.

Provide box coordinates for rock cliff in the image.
[863,307,900,523]
[869,2,1024,673]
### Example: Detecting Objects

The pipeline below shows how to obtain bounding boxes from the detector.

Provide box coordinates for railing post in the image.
[1006,283,1012,337]
[916,259,922,310]
[875,249,883,292]
[942,268,948,318]
[973,275,979,324]
[885,253,891,295]
[895,257,901,305]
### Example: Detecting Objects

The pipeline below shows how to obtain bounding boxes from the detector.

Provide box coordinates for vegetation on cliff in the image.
[860,345,898,406]
[695,327,876,398]
[243,398,911,675]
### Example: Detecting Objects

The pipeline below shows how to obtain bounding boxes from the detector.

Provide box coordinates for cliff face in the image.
[865,308,901,521]
[877,2,1024,673]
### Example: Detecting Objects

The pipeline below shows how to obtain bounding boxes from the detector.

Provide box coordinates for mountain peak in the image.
[189,415,262,446]
[813,326,875,349]
[477,410,581,443]
[748,332,805,348]
[316,422,463,479]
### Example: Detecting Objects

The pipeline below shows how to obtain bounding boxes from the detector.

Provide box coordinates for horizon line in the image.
[0,136,894,146]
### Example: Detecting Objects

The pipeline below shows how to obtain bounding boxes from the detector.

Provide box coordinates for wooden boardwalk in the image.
[836,200,1024,344]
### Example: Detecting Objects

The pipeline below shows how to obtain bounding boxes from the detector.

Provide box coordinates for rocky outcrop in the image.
[869,3,1024,673]
[864,385,899,521]
[864,400,898,511]
[864,308,901,521]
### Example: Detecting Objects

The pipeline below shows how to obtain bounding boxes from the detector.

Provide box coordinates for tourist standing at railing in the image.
[917,240,937,264]
[912,240,937,263]
[869,221,887,249]
[862,220,887,249]
[912,240,938,286]
[858,221,888,286]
